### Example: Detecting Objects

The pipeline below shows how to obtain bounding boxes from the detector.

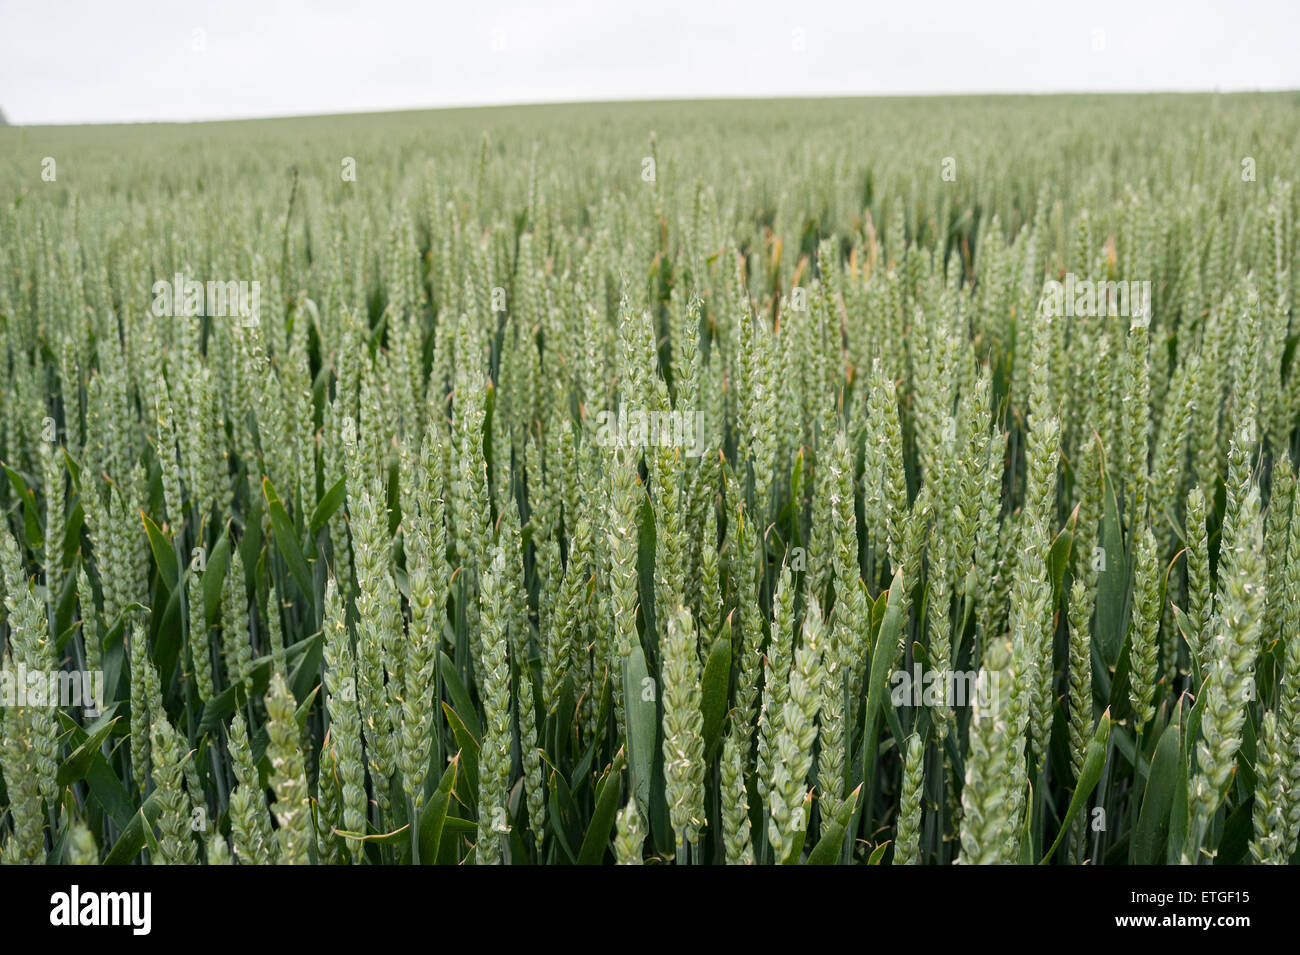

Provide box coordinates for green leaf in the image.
[3,462,43,551]
[288,632,324,702]
[857,570,905,830]
[264,477,313,598]
[140,510,179,591]
[806,784,861,865]
[1171,603,1204,690]
[55,618,81,654]
[623,646,656,817]
[333,824,411,846]
[443,703,480,807]
[56,716,120,787]
[1107,627,1134,722]
[439,650,483,741]
[1095,474,1128,665]
[1041,710,1111,863]
[202,529,231,629]
[807,819,848,865]
[309,476,347,538]
[1133,716,1182,864]
[1019,780,1037,864]
[416,761,457,865]
[61,497,85,573]
[139,806,161,857]
[1213,798,1254,865]
[439,816,477,835]
[635,493,658,654]
[199,685,240,734]
[152,581,184,684]
[62,447,82,490]
[83,747,137,831]
[1168,697,1196,863]
[547,769,580,863]
[699,633,731,760]
[103,793,161,864]
[577,750,626,864]
[1047,510,1076,607]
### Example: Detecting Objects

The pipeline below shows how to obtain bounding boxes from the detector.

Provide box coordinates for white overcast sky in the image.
[2,0,1298,125]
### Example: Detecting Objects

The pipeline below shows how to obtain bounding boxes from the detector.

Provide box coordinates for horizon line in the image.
[4,87,1297,129]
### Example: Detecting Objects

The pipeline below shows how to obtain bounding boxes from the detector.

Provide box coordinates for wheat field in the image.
[0,93,1297,864]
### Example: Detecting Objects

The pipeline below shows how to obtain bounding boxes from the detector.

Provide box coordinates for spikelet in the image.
[720,727,754,864]
[220,547,252,696]
[228,712,274,861]
[67,822,99,864]
[614,798,645,865]
[821,428,863,818]
[958,638,1021,864]
[1184,485,1213,667]
[1249,711,1289,864]
[0,701,46,862]
[266,673,310,864]
[352,487,398,818]
[322,577,366,860]
[894,734,925,865]
[149,713,197,865]
[661,605,705,848]
[1066,577,1095,780]
[757,563,797,808]
[475,546,512,865]
[767,598,825,864]
[1128,526,1161,731]
[186,567,213,703]
[1187,486,1263,861]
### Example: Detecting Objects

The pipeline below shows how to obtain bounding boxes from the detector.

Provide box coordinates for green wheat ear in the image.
[1187,486,1264,862]
[767,597,825,865]
[662,603,706,852]
[476,546,512,865]
[720,727,755,865]
[959,638,1023,865]
[266,673,311,865]
[894,734,925,866]
[614,799,645,865]
[1128,525,1161,732]
[149,713,197,865]
[67,821,100,865]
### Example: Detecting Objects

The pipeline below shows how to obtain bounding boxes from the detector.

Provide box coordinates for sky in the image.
[1,0,1298,125]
